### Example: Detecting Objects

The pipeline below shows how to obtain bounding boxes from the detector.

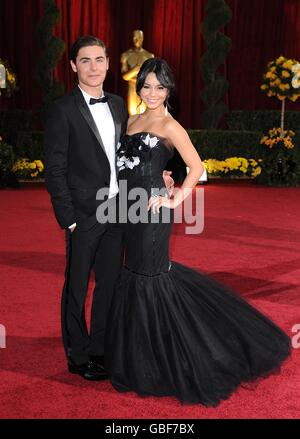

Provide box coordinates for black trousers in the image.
[61,204,123,366]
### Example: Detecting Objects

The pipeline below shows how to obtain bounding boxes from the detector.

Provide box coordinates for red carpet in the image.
[0,182,299,419]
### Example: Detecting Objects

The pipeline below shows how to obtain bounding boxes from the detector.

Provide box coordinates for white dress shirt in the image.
[69,86,119,230]
[79,86,118,198]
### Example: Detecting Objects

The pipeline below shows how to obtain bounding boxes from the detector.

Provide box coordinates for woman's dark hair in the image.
[136,58,175,108]
[70,35,107,63]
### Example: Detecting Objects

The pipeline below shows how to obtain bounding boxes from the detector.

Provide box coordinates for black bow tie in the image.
[89,96,108,105]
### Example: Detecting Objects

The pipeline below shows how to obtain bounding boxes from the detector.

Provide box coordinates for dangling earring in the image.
[164,95,169,116]
[136,96,143,114]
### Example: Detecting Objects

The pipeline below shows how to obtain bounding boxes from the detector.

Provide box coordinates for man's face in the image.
[70,45,109,91]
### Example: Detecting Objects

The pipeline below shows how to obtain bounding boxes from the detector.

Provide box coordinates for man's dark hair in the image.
[70,35,108,63]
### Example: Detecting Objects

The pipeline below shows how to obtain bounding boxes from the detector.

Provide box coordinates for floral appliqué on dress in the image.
[117,133,160,171]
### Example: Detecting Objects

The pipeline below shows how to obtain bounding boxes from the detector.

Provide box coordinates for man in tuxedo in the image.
[44,36,128,380]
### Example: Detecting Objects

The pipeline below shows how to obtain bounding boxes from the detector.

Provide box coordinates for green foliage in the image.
[200,0,232,128]
[225,111,300,185]
[0,109,43,167]
[35,0,65,122]
[226,110,300,132]
[255,143,300,187]
[186,128,300,186]
[167,129,264,183]
[0,139,17,187]
[256,128,300,187]
[0,110,33,148]
[16,131,44,161]
[187,129,263,160]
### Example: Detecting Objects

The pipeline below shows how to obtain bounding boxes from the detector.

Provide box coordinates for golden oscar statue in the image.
[121,29,154,115]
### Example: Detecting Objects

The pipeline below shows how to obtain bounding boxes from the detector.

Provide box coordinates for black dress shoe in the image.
[68,362,88,376]
[83,356,108,381]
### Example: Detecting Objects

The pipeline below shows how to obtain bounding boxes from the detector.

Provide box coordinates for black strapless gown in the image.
[105,132,291,406]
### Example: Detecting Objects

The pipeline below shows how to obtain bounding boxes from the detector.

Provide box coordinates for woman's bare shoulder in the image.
[127,114,140,130]
[164,116,187,138]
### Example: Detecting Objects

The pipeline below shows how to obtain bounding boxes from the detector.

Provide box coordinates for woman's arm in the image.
[148,120,204,213]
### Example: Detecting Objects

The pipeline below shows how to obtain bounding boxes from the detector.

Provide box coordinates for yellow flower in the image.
[35,160,44,172]
[282,60,293,69]
[249,159,258,166]
[203,160,217,174]
[203,157,263,178]
[276,56,285,65]
[262,128,295,150]
[252,167,262,177]
[281,70,290,78]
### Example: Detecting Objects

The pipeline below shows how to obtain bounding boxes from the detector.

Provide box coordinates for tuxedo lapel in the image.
[107,93,121,150]
[72,87,107,155]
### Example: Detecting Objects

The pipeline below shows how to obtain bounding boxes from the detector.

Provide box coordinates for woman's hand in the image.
[162,170,174,197]
[148,195,174,214]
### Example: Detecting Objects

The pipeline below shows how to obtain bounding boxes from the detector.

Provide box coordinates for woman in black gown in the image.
[105,58,291,406]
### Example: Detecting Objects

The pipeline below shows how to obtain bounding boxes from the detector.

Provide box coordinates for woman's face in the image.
[139,72,168,110]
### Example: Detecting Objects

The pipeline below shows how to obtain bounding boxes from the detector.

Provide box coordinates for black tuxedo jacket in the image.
[44,86,128,230]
